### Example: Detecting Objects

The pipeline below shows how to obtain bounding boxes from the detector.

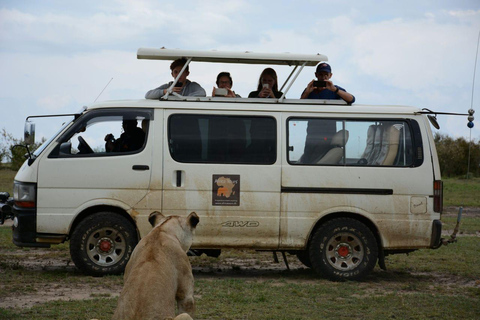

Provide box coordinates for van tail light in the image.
[433,180,443,213]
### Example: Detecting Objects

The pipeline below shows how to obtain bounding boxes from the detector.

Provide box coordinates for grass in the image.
[0,260,479,319]
[0,166,15,195]
[442,214,478,234]
[0,168,479,319]
[385,237,480,278]
[443,177,480,206]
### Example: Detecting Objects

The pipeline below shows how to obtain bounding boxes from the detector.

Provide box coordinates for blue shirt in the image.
[304,85,355,104]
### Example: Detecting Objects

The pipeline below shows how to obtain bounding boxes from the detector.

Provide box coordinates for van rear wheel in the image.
[70,212,138,276]
[309,218,378,281]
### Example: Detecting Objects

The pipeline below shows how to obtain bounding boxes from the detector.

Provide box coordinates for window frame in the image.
[48,108,153,158]
[286,116,423,168]
[167,113,277,165]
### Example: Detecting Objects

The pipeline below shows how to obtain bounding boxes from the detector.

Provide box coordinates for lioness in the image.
[112,211,199,320]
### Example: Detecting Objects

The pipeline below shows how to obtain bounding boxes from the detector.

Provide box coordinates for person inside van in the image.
[300,62,355,104]
[145,58,206,99]
[248,68,284,98]
[105,119,146,152]
[212,72,241,97]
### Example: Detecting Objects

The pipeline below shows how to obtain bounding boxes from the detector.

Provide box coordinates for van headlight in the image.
[13,182,36,208]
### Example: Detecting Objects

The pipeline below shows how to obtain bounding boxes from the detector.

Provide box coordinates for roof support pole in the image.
[279,65,298,92]
[279,62,307,102]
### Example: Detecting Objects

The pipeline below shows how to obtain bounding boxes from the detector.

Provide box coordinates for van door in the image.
[162,110,281,249]
[36,108,154,234]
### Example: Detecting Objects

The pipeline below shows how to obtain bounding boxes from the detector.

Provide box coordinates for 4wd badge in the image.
[212,174,240,206]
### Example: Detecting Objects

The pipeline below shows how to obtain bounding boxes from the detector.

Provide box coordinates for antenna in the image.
[94,78,113,102]
[470,31,480,113]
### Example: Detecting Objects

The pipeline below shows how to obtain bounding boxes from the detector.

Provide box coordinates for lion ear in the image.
[188,212,199,228]
[148,211,165,227]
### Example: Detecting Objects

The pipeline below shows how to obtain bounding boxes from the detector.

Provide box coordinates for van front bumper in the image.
[12,207,53,248]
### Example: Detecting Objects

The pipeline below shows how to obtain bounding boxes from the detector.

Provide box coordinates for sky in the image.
[1,0,480,142]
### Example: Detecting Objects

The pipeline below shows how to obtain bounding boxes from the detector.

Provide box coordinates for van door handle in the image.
[132,165,149,171]
[176,170,182,187]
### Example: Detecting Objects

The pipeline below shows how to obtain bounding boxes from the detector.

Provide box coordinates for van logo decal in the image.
[212,174,240,206]
[221,221,259,228]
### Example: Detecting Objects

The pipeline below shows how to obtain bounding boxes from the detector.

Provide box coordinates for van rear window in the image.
[168,114,276,164]
[288,118,419,167]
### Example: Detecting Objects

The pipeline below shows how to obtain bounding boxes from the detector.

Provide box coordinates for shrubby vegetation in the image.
[1,128,479,177]
[0,128,43,170]
[434,132,480,178]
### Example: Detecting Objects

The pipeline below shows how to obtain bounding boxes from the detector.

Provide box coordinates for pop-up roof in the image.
[137,47,328,66]
[137,47,328,101]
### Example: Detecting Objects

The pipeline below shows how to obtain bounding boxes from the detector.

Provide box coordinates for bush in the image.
[434,133,480,178]
[1,128,43,171]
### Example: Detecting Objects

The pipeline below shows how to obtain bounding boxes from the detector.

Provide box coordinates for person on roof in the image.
[212,72,241,97]
[145,58,206,99]
[248,68,284,98]
[300,62,355,104]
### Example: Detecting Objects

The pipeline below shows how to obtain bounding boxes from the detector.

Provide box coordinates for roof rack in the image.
[137,47,328,101]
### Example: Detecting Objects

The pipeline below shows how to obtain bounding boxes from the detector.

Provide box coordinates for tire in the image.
[309,218,378,281]
[296,250,312,268]
[70,212,138,276]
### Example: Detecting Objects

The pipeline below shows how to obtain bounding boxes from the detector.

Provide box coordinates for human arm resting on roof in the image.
[325,80,355,104]
[336,87,355,104]
[145,83,170,99]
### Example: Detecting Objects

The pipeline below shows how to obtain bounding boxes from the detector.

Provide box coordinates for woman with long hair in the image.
[248,68,283,98]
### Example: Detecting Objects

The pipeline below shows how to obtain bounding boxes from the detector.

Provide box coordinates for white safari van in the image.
[8,48,445,280]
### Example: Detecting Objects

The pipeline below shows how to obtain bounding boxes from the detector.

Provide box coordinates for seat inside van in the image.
[376,124,402,165]
[316,130,349,164]
[359,123,401,166]
[297,119,337,164]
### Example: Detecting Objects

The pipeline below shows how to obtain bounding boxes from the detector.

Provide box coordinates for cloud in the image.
[0,1,255,53]
[37,94,74,111]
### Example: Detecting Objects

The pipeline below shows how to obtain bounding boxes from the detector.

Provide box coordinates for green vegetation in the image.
[3,278,478,320]
[0,165,15,195]
[443,177,480,206]
[435,133,480,178]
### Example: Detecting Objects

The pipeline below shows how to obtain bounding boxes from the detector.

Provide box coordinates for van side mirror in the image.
[427,115,440,130]
[24,120,35,145]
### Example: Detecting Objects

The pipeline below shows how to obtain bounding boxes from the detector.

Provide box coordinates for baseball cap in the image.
[316,62,331,73]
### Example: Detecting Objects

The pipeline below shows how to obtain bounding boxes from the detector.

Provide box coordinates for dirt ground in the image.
[0,206,479,310]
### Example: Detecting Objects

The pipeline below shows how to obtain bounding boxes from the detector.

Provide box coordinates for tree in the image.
[0,128,19,165]
[434,132,480,178]
[1,128,44,170]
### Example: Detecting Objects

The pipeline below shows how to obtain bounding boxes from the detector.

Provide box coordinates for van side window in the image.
[168,114,276,164]
[49,111,150,158]
[288,118,416,167]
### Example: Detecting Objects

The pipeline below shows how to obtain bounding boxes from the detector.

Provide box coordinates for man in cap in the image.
[300,62,355,104]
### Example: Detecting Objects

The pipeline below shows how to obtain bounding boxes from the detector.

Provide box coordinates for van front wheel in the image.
[309,218,378,281]
[70,212,138,276]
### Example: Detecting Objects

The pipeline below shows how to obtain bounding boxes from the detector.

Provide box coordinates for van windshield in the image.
[33,119,74,158]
